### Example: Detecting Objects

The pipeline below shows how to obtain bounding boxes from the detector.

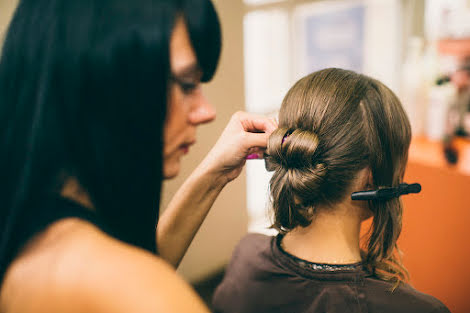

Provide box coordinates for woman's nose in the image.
[189,93,216,125]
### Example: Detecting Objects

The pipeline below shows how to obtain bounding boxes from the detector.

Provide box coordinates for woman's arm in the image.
[157,111,277,267]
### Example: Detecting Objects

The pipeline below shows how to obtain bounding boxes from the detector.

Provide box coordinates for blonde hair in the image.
[266,68,411,285]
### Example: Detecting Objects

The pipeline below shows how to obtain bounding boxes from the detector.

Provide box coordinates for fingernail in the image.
[246,154,259,160]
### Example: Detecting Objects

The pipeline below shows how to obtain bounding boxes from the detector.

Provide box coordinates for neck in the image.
[282,203,363,264]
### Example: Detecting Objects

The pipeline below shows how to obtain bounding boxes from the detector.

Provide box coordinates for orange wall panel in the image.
[401,161,470,313]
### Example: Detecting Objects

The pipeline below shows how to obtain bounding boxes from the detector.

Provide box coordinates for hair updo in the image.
[265,127,327,229]
[266,68,411,285]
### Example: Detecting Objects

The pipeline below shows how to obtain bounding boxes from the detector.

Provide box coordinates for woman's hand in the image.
[158,111,276,267]
[198,111,278,185]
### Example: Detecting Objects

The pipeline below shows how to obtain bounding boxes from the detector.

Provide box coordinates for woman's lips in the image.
[180,141,195,154]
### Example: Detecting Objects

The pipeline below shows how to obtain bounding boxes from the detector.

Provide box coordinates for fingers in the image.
[233,111,277,134]
[227,111,277,160]
[243,131,270,150]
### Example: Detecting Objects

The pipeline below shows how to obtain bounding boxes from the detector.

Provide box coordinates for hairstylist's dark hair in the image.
[266,68,411,285]
[0,0,221,282]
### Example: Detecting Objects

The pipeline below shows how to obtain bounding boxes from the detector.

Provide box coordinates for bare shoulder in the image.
[2,218,209,313]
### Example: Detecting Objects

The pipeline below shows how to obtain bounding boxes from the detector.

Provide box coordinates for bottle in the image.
[426,81,457,141]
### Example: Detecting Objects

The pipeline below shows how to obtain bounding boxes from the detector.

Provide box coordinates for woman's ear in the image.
[366,168,373,189]
[355,167,374,220]
[350,167,374,220]
[356,167,373,191]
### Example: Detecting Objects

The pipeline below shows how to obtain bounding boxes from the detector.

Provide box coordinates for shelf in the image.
[408,136,470,176]
[438,38,470,58]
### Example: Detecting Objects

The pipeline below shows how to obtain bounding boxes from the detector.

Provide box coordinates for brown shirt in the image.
[213,233,450,313]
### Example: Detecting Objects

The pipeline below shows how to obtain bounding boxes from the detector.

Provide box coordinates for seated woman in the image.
[212,68,450,313]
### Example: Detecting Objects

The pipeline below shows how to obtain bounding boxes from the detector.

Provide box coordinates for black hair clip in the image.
[351,183,421,201]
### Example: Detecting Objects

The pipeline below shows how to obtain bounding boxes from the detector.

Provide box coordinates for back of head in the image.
[266,68,411,284]
[0,0,221,282]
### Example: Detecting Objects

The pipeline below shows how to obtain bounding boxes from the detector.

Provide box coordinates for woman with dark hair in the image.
[0,0,275,312]
[213,68,450,313]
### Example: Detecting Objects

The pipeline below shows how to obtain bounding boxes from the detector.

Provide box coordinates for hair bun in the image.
[266,127,328,228]
[266,127,322,171]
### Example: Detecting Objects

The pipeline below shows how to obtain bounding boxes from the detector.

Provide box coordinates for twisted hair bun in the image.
[266,127,323,170]
[266,127,327,230]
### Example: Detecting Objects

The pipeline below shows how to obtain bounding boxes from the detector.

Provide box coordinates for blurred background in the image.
[1,0,469,312]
